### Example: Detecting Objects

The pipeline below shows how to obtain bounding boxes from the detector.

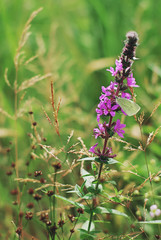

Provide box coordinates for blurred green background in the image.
[1,0,161,239]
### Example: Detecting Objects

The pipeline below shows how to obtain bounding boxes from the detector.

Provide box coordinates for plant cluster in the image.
[1,9,161,240]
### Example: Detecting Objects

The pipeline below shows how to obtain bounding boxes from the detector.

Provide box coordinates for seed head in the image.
[28,188,34,195]
[27,202,34,209]
[58,219,65,227]
[15,227,22,236]
[52,162,62,170]
[25,212,33,220]
[34,170,42,177]
[33,193,42,201]
[47,190,54,197]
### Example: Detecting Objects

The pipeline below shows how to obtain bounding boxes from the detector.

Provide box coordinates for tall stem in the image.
[51,169,57,240]
[14,66,20,208]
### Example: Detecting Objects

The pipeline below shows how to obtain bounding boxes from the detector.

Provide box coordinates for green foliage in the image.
[1,0,161,239]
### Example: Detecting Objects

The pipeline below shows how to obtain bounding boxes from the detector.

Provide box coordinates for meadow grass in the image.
[1,1,161,239]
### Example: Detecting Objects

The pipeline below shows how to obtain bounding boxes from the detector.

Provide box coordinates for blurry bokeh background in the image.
[1,0,161,238]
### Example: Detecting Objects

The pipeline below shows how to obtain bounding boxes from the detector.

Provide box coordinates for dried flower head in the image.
[52,162,62,170]
[6,171,13,176]
[27,202,34,209]
[25,212,33,220]
[40,213,49,223]
[40,177,46,183]
[15,227,22,236]
[11,162,15,168]
[58,219,65,227]
[68,214,75,223]
[33,193,42,201]
[10,189,18,195]
[77,208,84,214]
[32,121,37,126]
[28,188,34,195]
[34,170,42,177]
[47,190,54,197]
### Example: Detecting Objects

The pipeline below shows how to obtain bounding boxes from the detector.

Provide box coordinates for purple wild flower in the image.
[89,143,99,155]
[89,31,139,161]
[89,143,116,160]
[106,60,123,77]
[93,123,108,139]
[114,119,126,138]
[96,99,118,122]
[127,73,139,88]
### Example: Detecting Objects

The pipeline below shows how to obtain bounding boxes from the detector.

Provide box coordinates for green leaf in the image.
[55,194,83,208]
[82,193,93,200]
[84,205,93,214]
[91,162,97,172]
[78,157,96,161]
[81,168,95,189]
[81,181,86,192]
[95,157,119,165]
[94,206,128,218]
[82,220,95,231]
[79,229,96,240]
[138,220,161,224]
[106,180,116,185]
[74,184,84,197]
[94,220,110,224]
[108,158,119,164]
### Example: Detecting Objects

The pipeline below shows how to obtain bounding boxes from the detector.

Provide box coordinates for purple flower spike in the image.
[127,73,139,87]
[106,67,116,76]
[121,92,132,99]
[114,119,126,138]
[89,143,98,154]
[94,123,109,139]
[104,100,118,117]
[115,59,123,72]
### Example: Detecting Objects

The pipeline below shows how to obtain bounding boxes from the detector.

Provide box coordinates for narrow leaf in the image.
[55,194,83,208]
[78,157,96,161]
[138,220,161,224]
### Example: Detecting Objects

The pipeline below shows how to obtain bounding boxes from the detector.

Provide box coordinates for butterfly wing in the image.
[116,98,140,116]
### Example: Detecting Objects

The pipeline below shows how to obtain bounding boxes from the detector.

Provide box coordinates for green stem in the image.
[87,162,103,233]
[68,213,80,240]
[53,170,57,223]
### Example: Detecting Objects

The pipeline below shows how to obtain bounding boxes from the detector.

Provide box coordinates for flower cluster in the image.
[90,31,139,159]
[150,205,161,218]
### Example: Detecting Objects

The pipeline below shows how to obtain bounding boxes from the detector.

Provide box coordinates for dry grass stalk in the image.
[17,99,33,118]
[67,143,80,153]
[135,175,153,191]
[112,137,139,151]
[40,144,61,161]
[77,137,90,157]
[15,178,40,183]
[4,68,11,87]
[138,141,144,151]
[42,107,53,126]
[67,130,74,144]
[0,108,14,119]
[146,131,154,146]
[123,146,138,151]
[148,100,161,120]
[62,162,80,178]
[50,80,61,136]
[24,54,38,65]
[17,73,52,92]
[146,126,161,147]
[14,7,43,68]
[138,111,144,126]
[0,128,16,138]
[35,183,74,192]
